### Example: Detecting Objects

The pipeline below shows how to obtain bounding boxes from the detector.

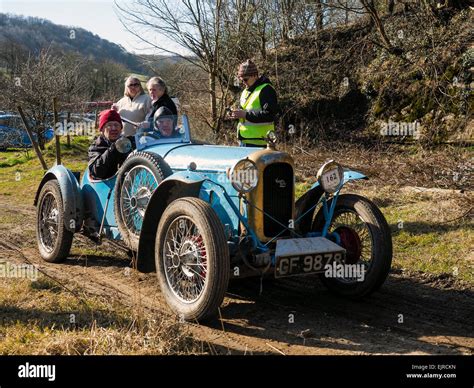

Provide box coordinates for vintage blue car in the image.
[34,115,392,321]
[0,113,54,149]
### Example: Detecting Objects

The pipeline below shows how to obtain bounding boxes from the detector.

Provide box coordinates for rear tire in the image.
[155,198,230,321]
[114,151,172,251]
[312,194,392,298]
[36,180,73,262]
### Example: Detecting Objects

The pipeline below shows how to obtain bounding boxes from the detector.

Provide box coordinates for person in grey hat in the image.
[229,59,279,147]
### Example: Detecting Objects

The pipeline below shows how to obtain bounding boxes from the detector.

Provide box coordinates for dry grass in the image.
[0,276,203,355]
[283,140,473,191]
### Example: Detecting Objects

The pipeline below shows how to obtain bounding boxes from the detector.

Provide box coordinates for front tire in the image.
[155,198,230,321]
[36,180,73,262]
[313,194,392,298]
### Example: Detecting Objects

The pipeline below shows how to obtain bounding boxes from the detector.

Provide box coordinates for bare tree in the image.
[360,0,396,52]
[87,60,129,101]
[0,48,89,148]
[115,0,262,134]
[0,41,29,79]
[324,0,399,54]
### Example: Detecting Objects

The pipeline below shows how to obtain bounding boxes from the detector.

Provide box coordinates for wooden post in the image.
[17,106,48,171]
[94,104,99,129]
[52,97,61,165]
[66,111,71,147]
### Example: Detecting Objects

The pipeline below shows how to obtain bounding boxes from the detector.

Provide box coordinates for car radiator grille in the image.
[263,163,293,237]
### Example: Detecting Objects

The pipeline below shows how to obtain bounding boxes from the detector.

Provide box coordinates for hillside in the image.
[0,13,146,73]
[266,7,473,144]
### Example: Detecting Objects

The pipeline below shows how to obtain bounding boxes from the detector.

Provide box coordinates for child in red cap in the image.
[88,109,134,180]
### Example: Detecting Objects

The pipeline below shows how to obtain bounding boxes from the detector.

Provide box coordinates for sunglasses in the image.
[127,83,140,87]
[240,77,249,82]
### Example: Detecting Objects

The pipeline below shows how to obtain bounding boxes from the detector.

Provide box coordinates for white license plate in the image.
[274,237,346,278]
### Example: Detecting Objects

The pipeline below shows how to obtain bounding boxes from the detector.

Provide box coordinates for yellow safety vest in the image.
[238,83,275,146]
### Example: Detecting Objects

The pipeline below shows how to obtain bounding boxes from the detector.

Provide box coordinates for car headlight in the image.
[229,159,259,193]
[317,160,344,193]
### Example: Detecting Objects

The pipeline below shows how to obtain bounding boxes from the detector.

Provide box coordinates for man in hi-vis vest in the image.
[229,60,278,147]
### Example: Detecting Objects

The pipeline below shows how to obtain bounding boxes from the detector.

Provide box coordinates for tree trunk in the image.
[345,2,349,25]
[361,0,395,53]
[316,0,324,31]
[38,128,45,150]
[260,25,267,61]
[387,0,395,15]
[209,70,218,133]
[66,111,71,147]
[281,0,294,41]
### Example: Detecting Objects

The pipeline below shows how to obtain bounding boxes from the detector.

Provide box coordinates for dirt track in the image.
[1,201,473,355]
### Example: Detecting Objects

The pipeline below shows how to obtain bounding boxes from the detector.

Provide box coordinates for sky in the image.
[0,0,180,54]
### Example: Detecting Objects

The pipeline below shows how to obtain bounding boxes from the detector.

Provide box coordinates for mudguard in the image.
[34,165,84,232]
[136,171,205,272]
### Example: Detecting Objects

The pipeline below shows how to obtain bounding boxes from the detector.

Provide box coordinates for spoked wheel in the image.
[164,219,207,304]
[36,180,73,262]
[155,198,229,321]
[313,194,392,298]
[121,165,157,235]
[114,152,171,251]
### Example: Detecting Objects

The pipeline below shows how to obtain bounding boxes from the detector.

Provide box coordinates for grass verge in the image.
[0,275,202,355]
[0,136,90,201]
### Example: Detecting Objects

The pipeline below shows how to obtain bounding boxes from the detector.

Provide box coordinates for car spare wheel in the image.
[114,151,172,251]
